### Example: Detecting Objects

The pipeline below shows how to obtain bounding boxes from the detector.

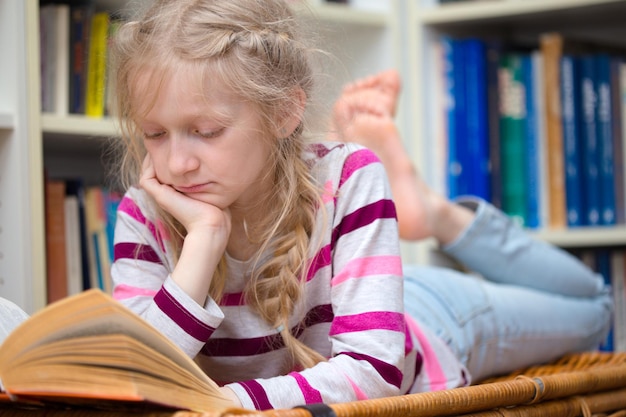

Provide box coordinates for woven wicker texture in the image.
[2,351,626,417]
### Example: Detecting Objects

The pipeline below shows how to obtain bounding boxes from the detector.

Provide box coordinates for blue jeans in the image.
[403,200,613,382]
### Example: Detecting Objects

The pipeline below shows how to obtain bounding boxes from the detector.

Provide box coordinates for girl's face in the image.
[136,68,275,213]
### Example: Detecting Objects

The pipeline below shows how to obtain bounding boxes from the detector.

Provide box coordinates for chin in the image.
[185,193,230,210]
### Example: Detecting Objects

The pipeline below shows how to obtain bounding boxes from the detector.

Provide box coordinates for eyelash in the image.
[142,128,224,140]
[194,128,223,139]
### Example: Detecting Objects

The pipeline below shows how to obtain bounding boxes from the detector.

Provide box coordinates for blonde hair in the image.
[110,0,327,371]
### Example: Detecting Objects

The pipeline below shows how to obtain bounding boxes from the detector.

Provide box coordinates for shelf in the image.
[0,112,15,129]
[416,0,626,26]
[533,226,626,248]
[41,113,118,137]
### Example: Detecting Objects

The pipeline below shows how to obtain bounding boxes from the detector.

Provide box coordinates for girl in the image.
[108,0,612,411]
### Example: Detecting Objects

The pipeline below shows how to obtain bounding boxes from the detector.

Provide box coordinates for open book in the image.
[0,289,234,413]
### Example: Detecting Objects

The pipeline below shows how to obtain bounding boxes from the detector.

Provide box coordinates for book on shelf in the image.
[463,38,491,202]
[486,40,503,210]
[611,57,625,225]
[595,53,617,226]
[85,11,110,118]
[0,289,234,413]
[522,52,541,229]
[580,54,602,226]
[65,179,92,293]
[540,33,567,229]
[498,52,527,227]
[44,179,68,304]
[64,192,83,296]
[560,53,585,227]
[39,3,70,115]
[69,3,93,115]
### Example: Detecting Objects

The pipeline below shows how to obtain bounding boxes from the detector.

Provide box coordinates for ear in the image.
[276,86,306,138]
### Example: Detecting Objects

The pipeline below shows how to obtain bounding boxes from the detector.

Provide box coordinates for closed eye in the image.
[195,127,225,139]
[143,131,166,139]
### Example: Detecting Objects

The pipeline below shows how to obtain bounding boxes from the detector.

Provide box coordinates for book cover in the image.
[39,4,57,113]
[85,186,112,293]
[441,36,467,199]
[522,53,540,229]
[611,57,625,225]
[610,250,626,352]
[44,179,68,304]
[85,11,110,118]
[64,194,83,297]
[595,53,616,226]
[619,62,626,224]
[560,54,585,227]
[498,52,527,226]
[0,290,234,412]
[595,250,614,352]
[65,179,91,292]
[580,54,601,226]
[540,33,567,229]
[486,40,503,209]
[532,50,550,229]
[69,4,92,114]
[463,38,491,201]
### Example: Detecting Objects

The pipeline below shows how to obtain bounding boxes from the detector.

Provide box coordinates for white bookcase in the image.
[0,0,46,313]
[6,0,626,312]
[1,0,400,312]
[401,0,626,265]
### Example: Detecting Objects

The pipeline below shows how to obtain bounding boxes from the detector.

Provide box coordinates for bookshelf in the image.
[2,0,399,312]
[401,0,626,264]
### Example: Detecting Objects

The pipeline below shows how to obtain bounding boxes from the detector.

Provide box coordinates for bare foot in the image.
[341,69,402,117]
[330,69,402,140]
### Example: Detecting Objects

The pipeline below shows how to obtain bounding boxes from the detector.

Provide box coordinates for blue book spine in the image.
[595,53,616,226]
[441,37,460,199]
[595,249,614,352]
[560,55,585,227]
[453,38,468,197]
[580,55,601,226]
[523,54,540,229]
[486,41,503,209]
[463,38,491,201]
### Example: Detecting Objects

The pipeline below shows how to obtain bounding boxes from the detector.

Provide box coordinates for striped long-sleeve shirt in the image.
[111,142,466,410]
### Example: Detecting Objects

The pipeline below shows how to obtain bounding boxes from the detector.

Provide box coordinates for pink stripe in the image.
[330,311,404,336]
[289,372,323,404]
[338,148,379,190]
[118,196,165,252]
[405,314,448,391]
[322,180,335,204]
[331,255,402,286]
[113,283,158,300]
[345,376,369,400]
[306,245,332,282]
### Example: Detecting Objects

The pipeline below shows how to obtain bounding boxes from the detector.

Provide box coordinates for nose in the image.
[167,134,200,176]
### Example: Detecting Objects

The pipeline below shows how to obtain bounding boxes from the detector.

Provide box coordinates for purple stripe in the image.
[238,379,273,410]
[114,242,162,264]
[332,199,397,248]
[154,287,215,341]
[306,244,332,281]
[220,292,245,306]
[338,148,380,190]
[201,304,333,356]
[339,351,403,389]
[330,311,405,335]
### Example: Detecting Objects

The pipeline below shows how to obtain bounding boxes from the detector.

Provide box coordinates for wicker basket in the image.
[3,351,626,417]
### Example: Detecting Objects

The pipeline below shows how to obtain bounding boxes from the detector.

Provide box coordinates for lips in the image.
[175,183,211,193]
